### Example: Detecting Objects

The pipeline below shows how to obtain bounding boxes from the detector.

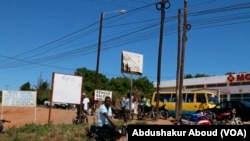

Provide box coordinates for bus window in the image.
[153,93,172,103]
[171,94,176,102]
[182,93,187,102]
[154,94,159,102]
[207,93,218,104]
[186,93,194,103]
[196,93,206,103]
[159,94,164,102]
[163,93,172,102]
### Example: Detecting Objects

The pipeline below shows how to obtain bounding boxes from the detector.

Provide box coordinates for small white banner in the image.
[94,90,112,101]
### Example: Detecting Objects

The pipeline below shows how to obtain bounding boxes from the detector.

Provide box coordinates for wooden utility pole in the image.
[177,0,189,121]
[155,0,170,114]
[175,9,182,120]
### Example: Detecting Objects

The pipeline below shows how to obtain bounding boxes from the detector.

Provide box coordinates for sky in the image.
[0,0,250,91]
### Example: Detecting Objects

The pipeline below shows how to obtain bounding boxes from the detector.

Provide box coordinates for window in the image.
[242,82,250,85]
[186,85,195,89]
[196,93,206,103]
[154,93,172,103]
[182,93,187,102]
[230,82,242,86]
[195,85,204,88]
[163,94,172,102]
[217,83,227,87]
[171,94,176,102]
[186,93,194,103]
[243,93,250,102]
[231,94,242,101]
[220,94,227,102]
[207,84,216,87]
[207,93,218,104]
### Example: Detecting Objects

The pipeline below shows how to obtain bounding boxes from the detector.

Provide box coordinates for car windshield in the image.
[208,94,219,105]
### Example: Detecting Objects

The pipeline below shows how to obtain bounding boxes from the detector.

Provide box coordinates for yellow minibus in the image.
[151,91,219,116]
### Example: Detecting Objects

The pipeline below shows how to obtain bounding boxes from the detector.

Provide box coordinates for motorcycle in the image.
[112,107,134,122]
[157,104,169,119]
[86,123,127,141]
[210,108,243,125]
[112,108,125,120]
[176,111,212,125]
[137,104,158,121]
[72,110,88,125]
[195,108,243,125]
[0,119,11,133]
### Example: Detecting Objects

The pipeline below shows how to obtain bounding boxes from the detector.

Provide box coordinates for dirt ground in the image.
[0,105,174,131]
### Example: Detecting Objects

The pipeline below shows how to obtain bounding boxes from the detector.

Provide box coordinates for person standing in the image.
[82,93,90,123]
[90,92,95,116]
[120,97,126,110]
[124,92,134,122]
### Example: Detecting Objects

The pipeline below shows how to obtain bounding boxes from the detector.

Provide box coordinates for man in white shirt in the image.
[124,93,134,122]
[97,96,117,130]
[82,93,90,123]
[86,96,118,137]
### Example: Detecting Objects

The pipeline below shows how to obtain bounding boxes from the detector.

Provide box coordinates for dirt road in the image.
[0,106,173,130]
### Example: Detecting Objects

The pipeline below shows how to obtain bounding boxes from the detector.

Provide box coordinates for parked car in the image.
[206,100,250,122]
[54,103,68,109]
[44,101,74,110]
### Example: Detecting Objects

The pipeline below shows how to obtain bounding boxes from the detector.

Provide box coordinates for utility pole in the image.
[175,9,182,120]
[155,0,171,114]
[95,10,126,89]
[177,0,189,121]
[95,12,104,89]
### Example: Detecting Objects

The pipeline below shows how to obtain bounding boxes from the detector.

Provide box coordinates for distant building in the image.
[155,73,250,102]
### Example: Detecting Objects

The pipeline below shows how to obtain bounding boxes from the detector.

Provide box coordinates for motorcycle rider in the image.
[86,96,118,137]
[139,94,151,115]
[97,96,118,131]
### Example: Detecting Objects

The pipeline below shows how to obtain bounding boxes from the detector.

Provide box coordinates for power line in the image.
[0,1,250,80]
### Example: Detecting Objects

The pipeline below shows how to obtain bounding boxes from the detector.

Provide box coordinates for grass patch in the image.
[1,123,87,141]
[0,120,148,141]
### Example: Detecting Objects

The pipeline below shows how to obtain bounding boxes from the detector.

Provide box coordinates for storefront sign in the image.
[227,73,250,82]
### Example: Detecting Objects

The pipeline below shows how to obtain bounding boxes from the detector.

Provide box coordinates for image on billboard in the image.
[121,51,143,75]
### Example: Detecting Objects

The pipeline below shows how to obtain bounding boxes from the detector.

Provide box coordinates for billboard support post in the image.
[121,50,143,120]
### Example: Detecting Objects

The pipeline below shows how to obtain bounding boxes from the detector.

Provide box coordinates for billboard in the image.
[52,72,83,104]
[121,51,143,75]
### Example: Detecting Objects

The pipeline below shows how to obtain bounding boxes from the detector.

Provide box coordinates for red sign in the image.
[227,73,250,82]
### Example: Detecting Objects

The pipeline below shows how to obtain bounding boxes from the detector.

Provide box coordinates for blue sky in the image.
[0,0,250,90]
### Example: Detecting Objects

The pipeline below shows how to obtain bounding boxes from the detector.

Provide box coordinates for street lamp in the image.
[95,10,126,89]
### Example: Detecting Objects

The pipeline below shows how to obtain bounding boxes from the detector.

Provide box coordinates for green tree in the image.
[225,72,236,75]
[184,73,209,78]
[108,77,130,96]
[20,82,31,90]
[36,74,51,105]
[194,73,209,78]
[133,76,155,97]
[184,74,193,79]
[74,67,109,95]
